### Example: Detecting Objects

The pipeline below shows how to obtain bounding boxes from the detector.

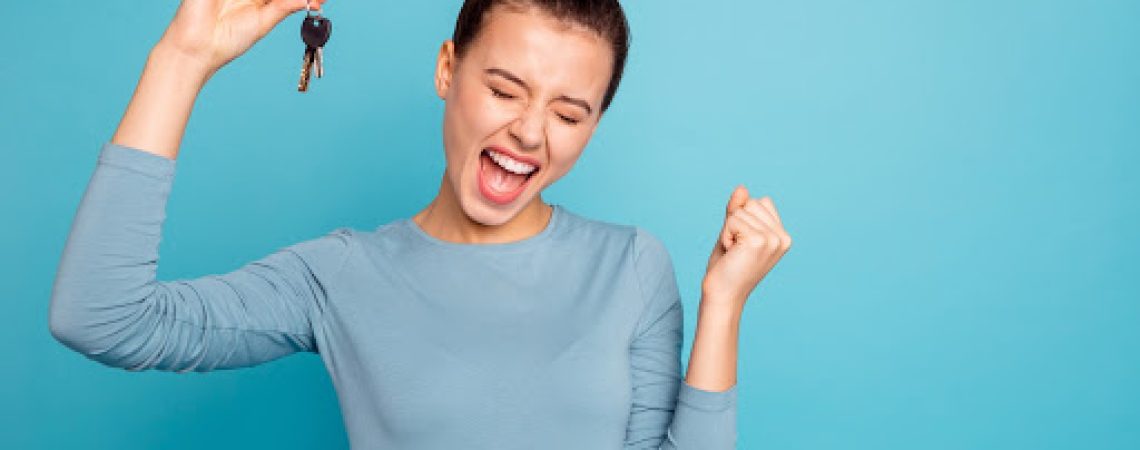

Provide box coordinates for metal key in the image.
[298,49,315,92]
[298,6,332,92]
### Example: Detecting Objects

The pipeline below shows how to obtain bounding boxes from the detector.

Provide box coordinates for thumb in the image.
[260,0,315,32]
[725,184,749,216]
[715,184,750,254]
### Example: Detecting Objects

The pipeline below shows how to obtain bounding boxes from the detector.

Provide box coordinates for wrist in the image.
[686,292,742,392]
[147,41,215,88]
[697,300,742,328]
[700,287,745,317]
[109,42,212,159]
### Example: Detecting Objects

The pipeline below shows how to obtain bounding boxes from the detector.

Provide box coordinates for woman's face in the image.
[434,6,613,226]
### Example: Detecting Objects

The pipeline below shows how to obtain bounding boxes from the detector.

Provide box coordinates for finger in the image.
[719,214,741,251]
[736,210,784,256]
[733,207,776,240]
[720,211,762,251]
[741,200,780,232]
[261,0,309,27]
[720,215,742,251]
[758,196,784,228]
[725,184,749,216]
[754,197,791,251]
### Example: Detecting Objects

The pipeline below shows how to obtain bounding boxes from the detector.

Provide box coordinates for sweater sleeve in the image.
[48,142,353,373]
[624,227,738,449]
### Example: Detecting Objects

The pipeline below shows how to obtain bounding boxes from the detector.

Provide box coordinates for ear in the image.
[435,40,456,99]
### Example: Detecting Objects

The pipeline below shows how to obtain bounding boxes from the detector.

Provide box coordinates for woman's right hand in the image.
[155,0,327,77]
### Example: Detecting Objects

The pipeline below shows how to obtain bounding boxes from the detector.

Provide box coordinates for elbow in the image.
[48,288,123,364]
[47,297,145,371]
[47,289,167,372]
[48,271,93,353]
[48,257,164,370]
[47,294,92,356]
[49,320,89,359]
[48,313,68,346]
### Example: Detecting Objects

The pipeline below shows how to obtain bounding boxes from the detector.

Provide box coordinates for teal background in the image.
[3,0,1137,448]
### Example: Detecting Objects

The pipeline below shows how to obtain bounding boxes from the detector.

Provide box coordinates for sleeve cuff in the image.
[678,380,737,412]
[97,142,177,181]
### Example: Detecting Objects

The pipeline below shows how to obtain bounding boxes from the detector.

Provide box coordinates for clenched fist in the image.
[701,185,793,312]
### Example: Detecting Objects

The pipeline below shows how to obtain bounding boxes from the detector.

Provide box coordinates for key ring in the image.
[305,2,321,17]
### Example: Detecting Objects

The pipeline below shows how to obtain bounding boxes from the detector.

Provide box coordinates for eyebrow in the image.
[485,67,594,116]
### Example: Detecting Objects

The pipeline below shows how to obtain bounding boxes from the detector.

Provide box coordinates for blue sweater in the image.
[49,142,738,449]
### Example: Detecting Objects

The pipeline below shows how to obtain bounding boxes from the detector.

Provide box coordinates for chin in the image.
[462,191,529,227]
[460,197,500,226]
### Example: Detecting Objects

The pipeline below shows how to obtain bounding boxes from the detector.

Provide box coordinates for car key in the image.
[298,5,332,92]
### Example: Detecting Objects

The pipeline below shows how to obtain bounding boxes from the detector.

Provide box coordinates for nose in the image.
[508,104,545,151]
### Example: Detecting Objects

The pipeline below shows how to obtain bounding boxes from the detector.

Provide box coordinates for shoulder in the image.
[278,226,360,278]
[558,206,676,299]
[629,226,677,301]
[337,217,411,253]
[289,226,357,253]
[555,204,633,239]
[553,204,672,266]
[626,226,683,337]
[630,226,672,268]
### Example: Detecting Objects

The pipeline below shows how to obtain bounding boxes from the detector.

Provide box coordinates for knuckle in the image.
[763,233,780,249]
[745,201,764,214]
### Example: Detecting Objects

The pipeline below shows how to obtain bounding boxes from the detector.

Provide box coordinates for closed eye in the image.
[490,87,515,99]
[491,86,580,125]
[557,114,580,125]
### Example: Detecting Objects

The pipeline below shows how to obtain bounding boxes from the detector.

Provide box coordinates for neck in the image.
[412,175,553,245]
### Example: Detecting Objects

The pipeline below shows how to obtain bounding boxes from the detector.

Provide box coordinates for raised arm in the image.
[48,0,343,372]
[48,141,354,372]
[624,227,738,449]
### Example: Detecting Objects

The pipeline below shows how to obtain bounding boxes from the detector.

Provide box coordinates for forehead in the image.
[466,7,613,93]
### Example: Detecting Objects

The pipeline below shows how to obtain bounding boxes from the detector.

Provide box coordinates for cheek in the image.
[543,136,589,181]
[442,87,519,179]
[457,88,515,137]
[550,127,591,158]
[443,89,490,163]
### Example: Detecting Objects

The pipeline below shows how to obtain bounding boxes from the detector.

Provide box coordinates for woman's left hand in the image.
[701,185,793,313]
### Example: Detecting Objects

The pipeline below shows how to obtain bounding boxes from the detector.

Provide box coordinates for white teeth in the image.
[487,149,537,175]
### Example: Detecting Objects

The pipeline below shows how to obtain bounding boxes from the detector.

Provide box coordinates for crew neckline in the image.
[404,203,564,251]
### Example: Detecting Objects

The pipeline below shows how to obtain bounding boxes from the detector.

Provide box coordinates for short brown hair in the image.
[451,0,631,113]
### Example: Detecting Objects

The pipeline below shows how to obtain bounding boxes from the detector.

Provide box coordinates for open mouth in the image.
[477,148,540,204]
[481,148,539,180]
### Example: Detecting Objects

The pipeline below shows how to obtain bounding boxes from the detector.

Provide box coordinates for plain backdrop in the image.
[2,1,1138,448]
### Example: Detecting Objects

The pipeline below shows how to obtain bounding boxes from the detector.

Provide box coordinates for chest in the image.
[318,252,646,440]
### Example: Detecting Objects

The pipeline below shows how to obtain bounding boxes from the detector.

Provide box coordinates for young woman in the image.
[49,0,792,448]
